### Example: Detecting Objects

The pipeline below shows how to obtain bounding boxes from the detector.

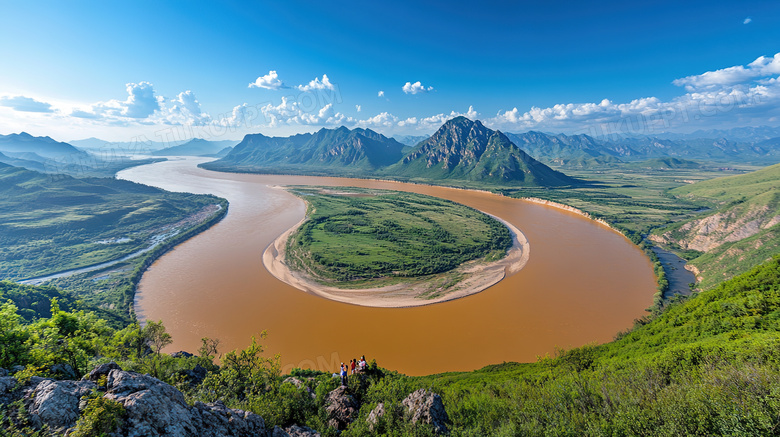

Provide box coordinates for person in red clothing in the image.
[350,358,357,375]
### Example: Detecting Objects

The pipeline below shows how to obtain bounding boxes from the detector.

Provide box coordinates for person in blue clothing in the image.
[340,362,347,386]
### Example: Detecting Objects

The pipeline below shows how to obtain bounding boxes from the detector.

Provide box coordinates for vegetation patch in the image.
[284,187,512,287]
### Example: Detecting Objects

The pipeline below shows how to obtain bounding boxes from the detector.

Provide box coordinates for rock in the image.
[182,363,208,385]
[26,379,96,432]
[84,361,123,383]
[285,424,322,436]
[283,377,315,399]
[10,365,24,374]
[401,389,449,434]
[366,402,386,430]
[170,351,194,359]
[0,368,7,377]
[324,386,358,430]
[49,363,78,379]
[103,369,269,436]
[0,376,18,405]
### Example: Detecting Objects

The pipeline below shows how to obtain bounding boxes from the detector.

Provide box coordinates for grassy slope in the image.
[285,188,511,286]
[656,163,780,289]
[368,256,780,435]
[0,165,222,280]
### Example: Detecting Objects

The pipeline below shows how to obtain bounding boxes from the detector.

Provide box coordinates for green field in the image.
[285,187,512,287]
[0,165,228,320]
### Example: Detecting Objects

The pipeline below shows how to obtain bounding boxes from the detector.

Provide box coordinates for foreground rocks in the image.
[324,385,358,430]
[0,363,318,436]
[368,388,449,434]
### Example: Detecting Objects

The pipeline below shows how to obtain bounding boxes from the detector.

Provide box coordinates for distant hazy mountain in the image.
[505,131,616,161]
[204,126,406,174]
[388,117,575,186]
[654,126,780,142]
[152,139,238,157]
[0,151,47,172]
[70,137,185,152]
[0,132,88,160]
[392,135,430,147]
[214,146,233,158]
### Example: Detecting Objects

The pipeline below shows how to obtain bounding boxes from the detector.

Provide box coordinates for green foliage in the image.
[70,393,125,437]
[286,188,512,285]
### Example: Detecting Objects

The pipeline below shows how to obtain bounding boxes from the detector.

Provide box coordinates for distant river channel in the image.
[118,157,655,376]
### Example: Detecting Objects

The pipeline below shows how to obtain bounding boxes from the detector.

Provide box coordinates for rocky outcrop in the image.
[26,378,96,432]
[324,385,358,430]
[651,205,780,252]
[272,424,322,436]
[0,363,325,437]
[401,389,449,434]
[366,389,449,434]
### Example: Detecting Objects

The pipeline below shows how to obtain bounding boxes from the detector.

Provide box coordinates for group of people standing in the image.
[339,355,367,385]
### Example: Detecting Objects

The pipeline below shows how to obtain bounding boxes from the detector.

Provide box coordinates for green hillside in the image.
[652,163,780,289]
[4,256,780,435]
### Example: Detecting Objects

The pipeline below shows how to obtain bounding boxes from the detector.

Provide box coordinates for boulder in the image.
[366,402,386,430]
[170,351,194,359]
[272,424,322,437]
[0,376,18,405]
[104,369,269,436]
[324,385,358,430]
[182,363,209,385]
[84,361,123,383]
[0,368,8,377]
[26,379,96,432]
[401,389,449,434]
[49,363,78,379]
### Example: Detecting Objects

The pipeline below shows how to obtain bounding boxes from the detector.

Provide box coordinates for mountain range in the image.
[204,117,575,186]
[152,138,236,157]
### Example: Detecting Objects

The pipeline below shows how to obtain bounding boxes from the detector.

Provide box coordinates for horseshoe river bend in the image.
[118,157,655,376]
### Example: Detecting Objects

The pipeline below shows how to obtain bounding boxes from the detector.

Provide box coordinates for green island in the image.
[280,187,514,301]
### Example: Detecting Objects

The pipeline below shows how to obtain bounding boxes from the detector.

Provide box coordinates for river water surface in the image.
[118,158,655,376]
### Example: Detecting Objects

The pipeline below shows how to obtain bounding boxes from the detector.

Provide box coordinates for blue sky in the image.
[0,0,779,142]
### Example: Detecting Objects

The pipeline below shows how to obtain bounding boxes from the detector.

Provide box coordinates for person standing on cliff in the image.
[340,363,347,386]
[350,358,357,375]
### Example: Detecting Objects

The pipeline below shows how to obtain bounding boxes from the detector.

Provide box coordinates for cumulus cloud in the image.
[355,105,361,112]
[0,96,54,113]
[297,74,335,92]
[673,53,780,90]
[356,106,477,131]
[249,70,286,89]
[69,82,211,126]
[378,90,385,97]
[744,17,752,24]
[87,81,160,119]
[402,81,434,94]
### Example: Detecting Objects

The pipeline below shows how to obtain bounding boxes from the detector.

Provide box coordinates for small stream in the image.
[652,247,696,298]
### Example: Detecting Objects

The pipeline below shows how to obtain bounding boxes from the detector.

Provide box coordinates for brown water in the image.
[118,157,655,376]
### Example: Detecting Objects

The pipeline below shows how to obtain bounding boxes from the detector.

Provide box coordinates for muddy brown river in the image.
[118,157,655,376]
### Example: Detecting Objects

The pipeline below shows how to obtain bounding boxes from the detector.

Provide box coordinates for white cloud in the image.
[378,90,385,97]
[84,82,160,119]
[297,74,335,91]
[355,105,361,112]
[0,95,54,113]
[157,90,210,125]
[249,70,286,89]
[355,106,477,131]
[673,53,780,90]
[402,81,434,94]
[744,17,752,24]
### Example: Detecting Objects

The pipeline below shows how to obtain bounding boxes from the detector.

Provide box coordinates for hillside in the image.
[0,164,227,316]
[651,163,780,288]
[3,256,780,435]
[203,126,406,175]
[388,117,576,186]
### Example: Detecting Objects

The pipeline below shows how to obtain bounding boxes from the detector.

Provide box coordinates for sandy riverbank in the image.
[262,206,530,308]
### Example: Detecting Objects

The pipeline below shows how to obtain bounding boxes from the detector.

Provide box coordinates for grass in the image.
[284,187,512,286]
